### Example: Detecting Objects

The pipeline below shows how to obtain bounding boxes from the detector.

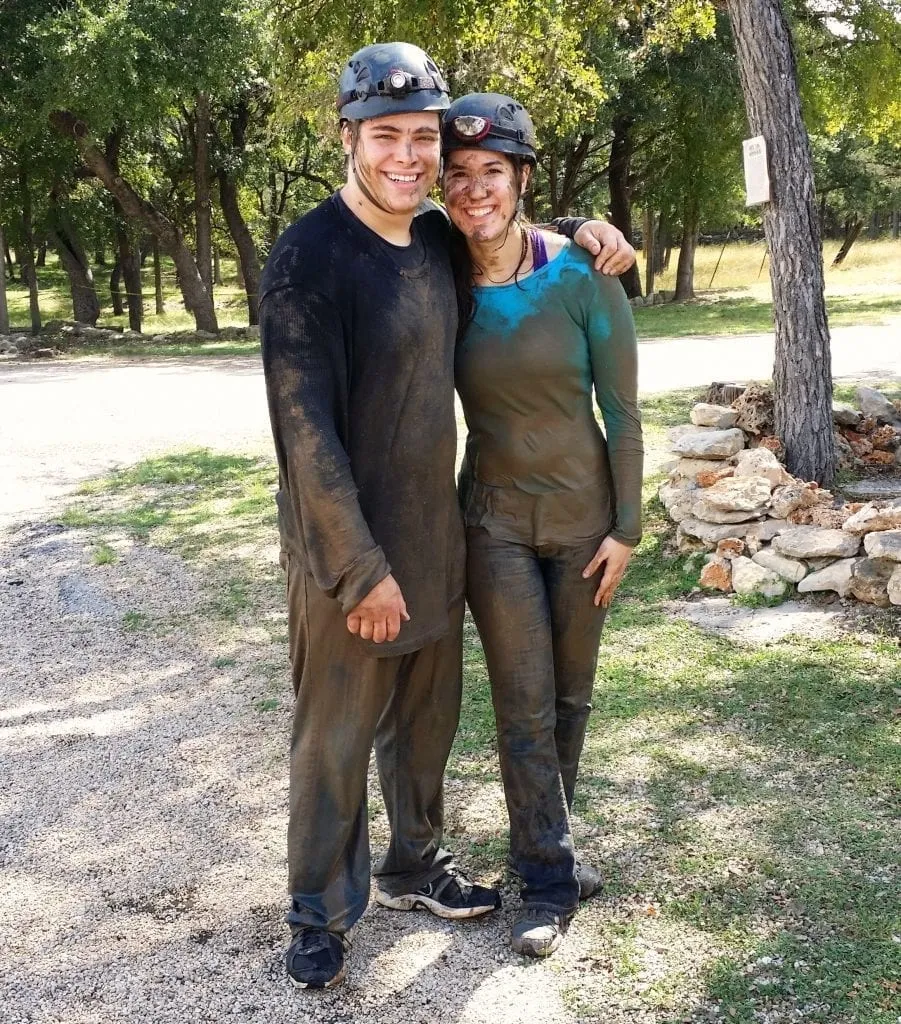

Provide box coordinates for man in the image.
[259,41,635,990]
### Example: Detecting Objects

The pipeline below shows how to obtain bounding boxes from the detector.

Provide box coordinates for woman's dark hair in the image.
[448,155,531,341]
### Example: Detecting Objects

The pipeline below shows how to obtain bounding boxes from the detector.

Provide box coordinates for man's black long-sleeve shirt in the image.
[259,192,465,657]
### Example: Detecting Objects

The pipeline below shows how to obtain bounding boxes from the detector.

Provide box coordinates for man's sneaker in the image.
[375,868,500,920]
[510,906,569,958]
[576,861,602,901]
[285,927,348,989]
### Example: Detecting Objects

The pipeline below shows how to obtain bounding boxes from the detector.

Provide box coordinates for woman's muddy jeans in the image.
[465,527,607,914]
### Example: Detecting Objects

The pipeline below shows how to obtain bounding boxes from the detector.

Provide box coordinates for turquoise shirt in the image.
[455,242,643,547]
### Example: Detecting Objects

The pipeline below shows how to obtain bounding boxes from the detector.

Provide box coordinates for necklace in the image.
[478,226,530,285]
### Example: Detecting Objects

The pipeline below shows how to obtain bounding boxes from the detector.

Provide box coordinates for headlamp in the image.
[450,115,491,142]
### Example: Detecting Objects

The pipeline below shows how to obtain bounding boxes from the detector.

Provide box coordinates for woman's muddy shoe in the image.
[510,906,570,958]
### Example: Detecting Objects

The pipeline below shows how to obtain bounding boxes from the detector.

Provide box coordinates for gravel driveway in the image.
[1,324,898,1023]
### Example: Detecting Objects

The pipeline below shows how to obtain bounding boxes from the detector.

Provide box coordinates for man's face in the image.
[343,112,441,215]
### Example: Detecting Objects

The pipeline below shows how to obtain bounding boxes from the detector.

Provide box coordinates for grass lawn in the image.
[57,387,900,1021]
[4,239,900,353]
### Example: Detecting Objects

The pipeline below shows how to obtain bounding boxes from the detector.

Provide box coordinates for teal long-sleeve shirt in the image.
[455,242,644,548]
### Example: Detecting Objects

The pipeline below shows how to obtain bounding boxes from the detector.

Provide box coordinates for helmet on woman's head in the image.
[442,93,537,163]
[338,42,450,120]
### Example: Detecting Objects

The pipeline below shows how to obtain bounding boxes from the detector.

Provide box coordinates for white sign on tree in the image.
[743,135,771,206]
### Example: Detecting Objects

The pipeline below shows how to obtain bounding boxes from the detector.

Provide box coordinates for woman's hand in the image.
[582,536,634,608]
[573,221,637,276]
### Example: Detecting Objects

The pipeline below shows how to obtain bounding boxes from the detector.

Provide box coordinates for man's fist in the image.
[346,574,410,643]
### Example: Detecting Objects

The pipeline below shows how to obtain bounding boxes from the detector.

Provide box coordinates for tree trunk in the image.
[725,0,835,486]
[892,209,900,240]
[36,241,47,267]
[643,208,656,297]
[95,244,106,267]
[213,247,222,286]
[50,112,217,333]
[151,235,164,315]
[0,223,9,334]
[115,211,143,332]
[267,171,281,253]
[674,198,700,302]
[18,162,41,334]
[608,114,642,299]
[193,92,213,295]
[655,211,669,274]
[47,194,100,325]
[217,167,261,325]
[110,259,124,315]
[831,216,863,266]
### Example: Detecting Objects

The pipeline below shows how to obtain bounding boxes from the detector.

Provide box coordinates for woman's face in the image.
[442,149,525,243]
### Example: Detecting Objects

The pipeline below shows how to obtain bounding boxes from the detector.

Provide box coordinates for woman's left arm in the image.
[581,275,644,607]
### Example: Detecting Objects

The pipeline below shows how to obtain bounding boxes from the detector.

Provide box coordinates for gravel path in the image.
[1,324,898,1022]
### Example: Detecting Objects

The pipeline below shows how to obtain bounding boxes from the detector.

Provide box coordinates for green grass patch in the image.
[91,543,117,565]
[122,610,150,630]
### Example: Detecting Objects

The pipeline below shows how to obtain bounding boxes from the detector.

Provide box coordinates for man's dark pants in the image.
[465,527,607,915]
[284,556,462,935]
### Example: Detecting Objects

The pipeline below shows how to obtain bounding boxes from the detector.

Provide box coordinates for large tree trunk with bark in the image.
[192,93,213,294]
[608,114,642,299]
[17,162,41,334]
[50,111,217,334]
[674,197,700,302]
[47,192,100,325]
[725,0,835,486]
[218,167,261,324]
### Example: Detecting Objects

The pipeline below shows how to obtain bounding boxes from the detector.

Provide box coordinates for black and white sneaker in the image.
[375,868,500,920]
[285,927,349,989]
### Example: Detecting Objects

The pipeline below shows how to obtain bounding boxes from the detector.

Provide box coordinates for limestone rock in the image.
[888,565,901,606]
[696,466,735,488]
[849,558,895,607]
[669,458,734,483]
[716,538,746,560]
[772,526,861,559]
[658,480,697,523]
[667,424,717,445]
[731,556,788,599]
[842,500,901,536]
[752,548,807,583]
[673,428,746,461]
[863,529,901,561]
[788,505,853,530]
[832,403,862,428]
[700,557,732,592]
[732,383,774,435]
[751,435,786,461]
[805,557,836,571]
[698,475,773,513]
[856,386,897,424]
[678,516,787,545]
[691,403,739,429]
[691,497,764,524]
[246,325,261,340]
[733,448,790,488]
[194,330,217,341]
[797,558,860,597]
[675,526,713,554]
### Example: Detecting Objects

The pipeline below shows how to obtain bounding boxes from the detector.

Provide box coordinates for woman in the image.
[442,94,644,958]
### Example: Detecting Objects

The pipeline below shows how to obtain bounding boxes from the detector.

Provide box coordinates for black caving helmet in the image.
[442,93,538,163]
[338,42,450,121]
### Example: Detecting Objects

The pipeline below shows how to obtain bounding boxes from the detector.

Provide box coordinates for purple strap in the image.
[529,228,548,270]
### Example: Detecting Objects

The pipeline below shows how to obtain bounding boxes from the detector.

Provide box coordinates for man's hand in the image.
[346,574,410,643]
[582,536,634,608]
[573,220,637,276]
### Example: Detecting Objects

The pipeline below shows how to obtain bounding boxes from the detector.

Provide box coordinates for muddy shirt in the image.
[456,242,643,548]
[259,192,464,657]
